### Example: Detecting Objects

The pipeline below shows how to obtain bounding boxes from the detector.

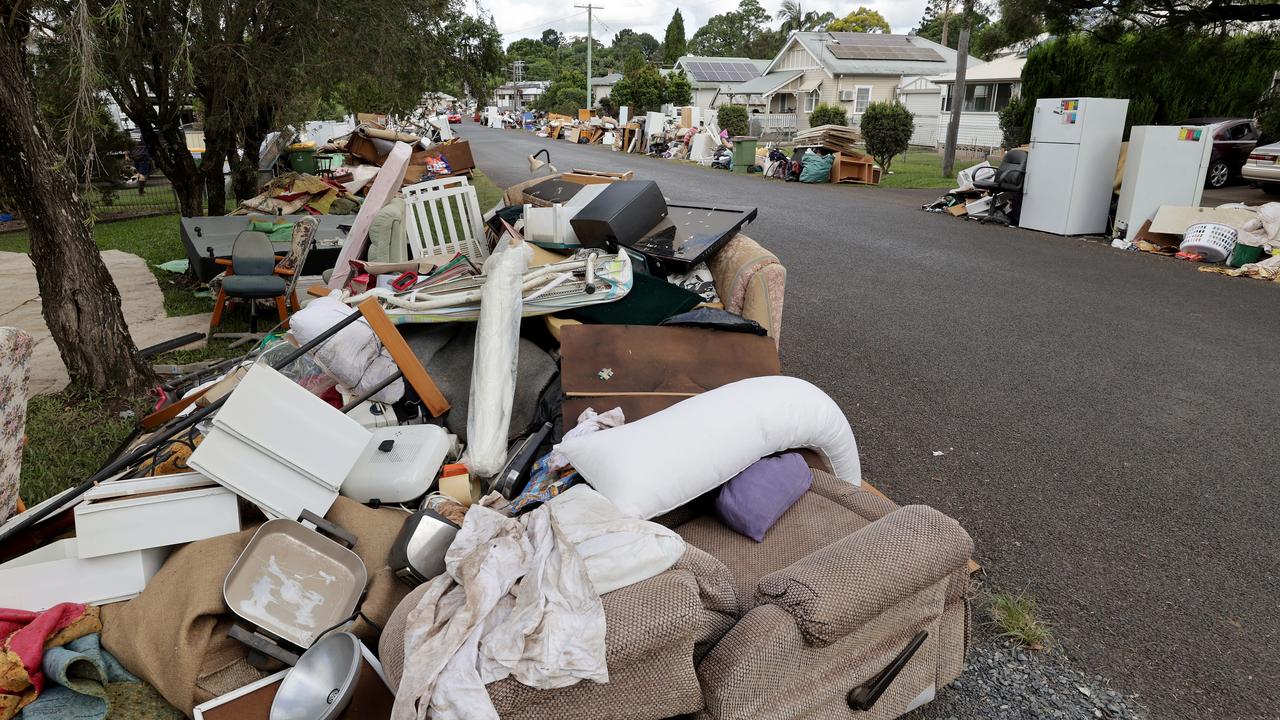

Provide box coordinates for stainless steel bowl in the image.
[270,632,361,720]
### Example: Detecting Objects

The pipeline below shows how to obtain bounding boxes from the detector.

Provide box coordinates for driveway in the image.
[457,123,1279,720]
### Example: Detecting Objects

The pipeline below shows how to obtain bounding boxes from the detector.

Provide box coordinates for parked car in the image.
[1241,140,1280,195]
[447,112,462,124]
[1180,118,1260,188]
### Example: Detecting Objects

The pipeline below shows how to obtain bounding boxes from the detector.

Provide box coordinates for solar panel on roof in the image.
[682,60,761,82]
[828,43,943,62]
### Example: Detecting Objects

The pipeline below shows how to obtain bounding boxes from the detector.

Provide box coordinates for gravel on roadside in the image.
[907,636,1146,720]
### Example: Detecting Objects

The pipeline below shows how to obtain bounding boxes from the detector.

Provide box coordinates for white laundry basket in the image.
[1179,223,1237,262]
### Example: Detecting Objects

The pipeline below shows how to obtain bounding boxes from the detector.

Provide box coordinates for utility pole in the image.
[941,24,970,178]
[575,3,603,112]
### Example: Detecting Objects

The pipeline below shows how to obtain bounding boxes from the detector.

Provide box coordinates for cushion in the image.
[715,453,812,542]
[221,274,286,298]
[547,485,686,595]
[555,376,861,519]
[366,198,407,264]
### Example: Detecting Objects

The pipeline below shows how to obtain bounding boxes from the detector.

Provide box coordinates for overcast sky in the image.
[490,0,931,48]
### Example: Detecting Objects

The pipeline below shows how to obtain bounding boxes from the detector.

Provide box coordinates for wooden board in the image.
[326,142,412,290]
[1149,205,1255,235]
[356,298,449,416]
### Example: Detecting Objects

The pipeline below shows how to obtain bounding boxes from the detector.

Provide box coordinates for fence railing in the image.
[86,176,181,219]
[750,113,799,140]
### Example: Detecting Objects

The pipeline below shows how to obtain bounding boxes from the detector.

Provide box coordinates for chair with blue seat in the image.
[208,230,291,340]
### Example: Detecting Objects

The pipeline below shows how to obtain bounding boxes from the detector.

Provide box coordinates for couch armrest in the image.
[755,505,973,647]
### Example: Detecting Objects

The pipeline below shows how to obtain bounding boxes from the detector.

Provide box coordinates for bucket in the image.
[1227,241,1264,268]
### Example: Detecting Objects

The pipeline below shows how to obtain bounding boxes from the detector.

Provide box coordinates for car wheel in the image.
[1263,183,1280,196]
[1206,160,1230,188]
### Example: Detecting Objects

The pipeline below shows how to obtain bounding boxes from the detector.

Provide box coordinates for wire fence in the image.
[86,176,182,220]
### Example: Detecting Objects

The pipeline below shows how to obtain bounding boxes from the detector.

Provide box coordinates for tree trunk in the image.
[0,9,155,394]
[233,123,266,203]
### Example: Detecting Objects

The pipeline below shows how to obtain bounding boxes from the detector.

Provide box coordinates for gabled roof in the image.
[591,73,623,85]
[765,32,979,78]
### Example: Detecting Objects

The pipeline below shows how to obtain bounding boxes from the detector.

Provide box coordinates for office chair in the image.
[208,230,290,345]
[972,149,1028,226]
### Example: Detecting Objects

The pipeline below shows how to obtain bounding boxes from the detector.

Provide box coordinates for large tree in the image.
[1010,0,1280,31]
[662,10,687,64]
[826,6,892,32]
[610,49,667,112]
[0,1,153,393]
[688,0,777,58]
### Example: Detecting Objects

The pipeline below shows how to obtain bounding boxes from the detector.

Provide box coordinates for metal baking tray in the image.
[224,515,367,652]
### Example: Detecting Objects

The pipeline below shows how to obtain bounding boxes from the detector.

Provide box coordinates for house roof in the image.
[591,73,623,86]
[730,69,805,96]
[767,32,978,78]
[495,81,550,92]
[930,53,1024,83]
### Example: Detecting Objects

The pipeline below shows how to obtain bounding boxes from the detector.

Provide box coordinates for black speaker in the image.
[569,180,668,250]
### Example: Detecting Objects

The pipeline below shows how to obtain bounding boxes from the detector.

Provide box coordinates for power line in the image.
[499,9,587,37]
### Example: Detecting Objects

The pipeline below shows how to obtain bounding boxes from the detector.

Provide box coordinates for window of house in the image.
[941,82,1016,113]
[805,87,821,113]
[855,86,872,113]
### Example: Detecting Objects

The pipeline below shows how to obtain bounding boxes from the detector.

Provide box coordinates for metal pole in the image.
[576,4,602,111]
[941,24,970,178]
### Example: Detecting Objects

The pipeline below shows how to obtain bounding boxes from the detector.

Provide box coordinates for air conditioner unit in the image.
[839,89,856,102]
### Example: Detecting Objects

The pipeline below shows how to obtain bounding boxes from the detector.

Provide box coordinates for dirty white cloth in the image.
[546,407,625,472]
[288,294,404,403]
[391,499,607,720]
[954,161,994,193]
[547,485,685,595]
[1237,202,1280,247]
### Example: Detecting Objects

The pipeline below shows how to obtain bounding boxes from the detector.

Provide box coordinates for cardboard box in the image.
[947,204,967,217]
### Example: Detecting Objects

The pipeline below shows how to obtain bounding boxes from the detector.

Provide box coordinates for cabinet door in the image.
[1019,141,1079,234]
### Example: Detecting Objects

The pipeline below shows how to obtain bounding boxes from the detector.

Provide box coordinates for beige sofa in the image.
[380,467,973,719]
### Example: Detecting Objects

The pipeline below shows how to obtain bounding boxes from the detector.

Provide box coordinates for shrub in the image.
[665,70,693,107]
[860,101,914,172]
[717,104,749,136]
[597,95,617,117]
[997,96,1030,149]
[809,103,848,127]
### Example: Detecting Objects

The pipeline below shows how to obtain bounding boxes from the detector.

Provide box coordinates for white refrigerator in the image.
[1114,125,1213,239]
[1019,97,1129,235]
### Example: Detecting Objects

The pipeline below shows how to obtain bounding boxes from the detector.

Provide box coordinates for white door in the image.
[902,92,939,146]
[1019,141,1080,234]
[1031,98,1085,145]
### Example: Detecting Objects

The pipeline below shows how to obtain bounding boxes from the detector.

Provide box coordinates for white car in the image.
[1241,140,1280,196]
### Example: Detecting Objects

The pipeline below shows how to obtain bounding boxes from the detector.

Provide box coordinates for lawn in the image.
[9,169,504,507]
[878,150,966,190]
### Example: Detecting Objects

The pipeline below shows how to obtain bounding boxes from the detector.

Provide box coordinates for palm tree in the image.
[778,0,835,33]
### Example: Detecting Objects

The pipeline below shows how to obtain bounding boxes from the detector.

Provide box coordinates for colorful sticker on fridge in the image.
[1178,127,1203,141]
[1060,99,1080,124]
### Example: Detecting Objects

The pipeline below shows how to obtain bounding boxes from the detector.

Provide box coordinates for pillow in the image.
[554,376,860,519]
[715,453,813,542]
[547,485,686,594]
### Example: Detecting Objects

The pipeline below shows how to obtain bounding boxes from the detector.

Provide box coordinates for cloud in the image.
[491,0,931,47]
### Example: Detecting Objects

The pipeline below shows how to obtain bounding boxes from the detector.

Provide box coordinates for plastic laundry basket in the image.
[1179,223,1237,263]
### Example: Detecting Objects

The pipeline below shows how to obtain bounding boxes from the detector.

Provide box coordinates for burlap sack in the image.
[101,498,411,716]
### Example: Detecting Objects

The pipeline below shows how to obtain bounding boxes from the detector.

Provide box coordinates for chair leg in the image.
[289,288,300,313]
[209,288,228,333]
[276,296,290,329]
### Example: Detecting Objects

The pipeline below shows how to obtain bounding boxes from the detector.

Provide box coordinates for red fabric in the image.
[0,603,88,695]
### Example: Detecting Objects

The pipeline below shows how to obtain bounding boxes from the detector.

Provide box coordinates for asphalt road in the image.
[457,123,1280,719]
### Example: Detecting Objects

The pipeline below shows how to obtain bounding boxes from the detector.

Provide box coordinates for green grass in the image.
[877,150,965,189]
[19,392,152,506]
[989,589,1055,650]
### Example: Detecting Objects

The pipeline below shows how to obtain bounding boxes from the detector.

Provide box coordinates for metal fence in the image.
[86,176,182,219]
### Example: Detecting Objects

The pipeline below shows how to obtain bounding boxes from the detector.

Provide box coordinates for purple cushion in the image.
[714,453,813,542]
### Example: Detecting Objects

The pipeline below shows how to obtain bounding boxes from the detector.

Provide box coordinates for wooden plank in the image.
[327,142,412,290]
[141,387,210,430]
[356,298,450,417]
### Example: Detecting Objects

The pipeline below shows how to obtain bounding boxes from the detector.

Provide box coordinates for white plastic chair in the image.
[402,176,489,264]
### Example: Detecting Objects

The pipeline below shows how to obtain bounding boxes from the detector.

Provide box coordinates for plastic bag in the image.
[463,240,533,478]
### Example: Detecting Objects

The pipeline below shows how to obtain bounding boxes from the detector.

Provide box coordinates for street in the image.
[459,123,1280,719]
